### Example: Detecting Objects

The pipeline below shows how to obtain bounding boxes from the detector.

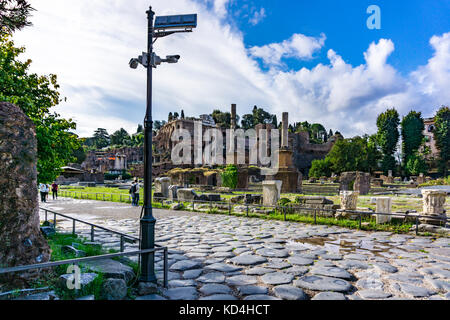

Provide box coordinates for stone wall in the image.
[0,102,51,285]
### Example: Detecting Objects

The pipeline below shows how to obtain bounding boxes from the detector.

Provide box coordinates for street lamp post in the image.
[130,6,197,283]
[140,7,156,283]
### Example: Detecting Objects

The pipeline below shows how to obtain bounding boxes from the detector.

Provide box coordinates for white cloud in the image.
[11,1,450,139]
[249,7,266,26]
[249,33,326,66]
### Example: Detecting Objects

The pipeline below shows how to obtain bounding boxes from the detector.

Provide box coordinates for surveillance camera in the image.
[129,58,139,69]
[166,55,181,63]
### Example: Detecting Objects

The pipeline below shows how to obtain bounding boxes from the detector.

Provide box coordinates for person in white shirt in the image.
[39,183,47,202]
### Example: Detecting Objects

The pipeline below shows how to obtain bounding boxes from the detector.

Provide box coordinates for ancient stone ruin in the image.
[262,180,282,206]
[154,177,171,198]
[0,102,51,285]
[337,191,359,219]
[420,189,447,226]
[375,197,392,224]
[339,171,371,195]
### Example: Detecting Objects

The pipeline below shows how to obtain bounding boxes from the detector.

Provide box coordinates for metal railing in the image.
[0,247,169,288]
[40,208,138,252]
[57,190,448,235]
[59,190,138,204]
[0,208,169,291]
[152,196,449,235]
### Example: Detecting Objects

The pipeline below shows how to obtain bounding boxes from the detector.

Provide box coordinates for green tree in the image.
[309,158,332,178]
[92,128,110,149]
[401,110,424,173]
[131,132,144,147]
[324,136,380,174]
[136,124,143,133]
[0,35,80,182]
[405,152,428,176]
[0,0,33,35]
[220,165,238,189]
[110,128,131,146]
[433,106,450,175]
[241,105,276,129]
[376,108,400,174]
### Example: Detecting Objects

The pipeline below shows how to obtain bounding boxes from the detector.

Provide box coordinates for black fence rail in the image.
[152,196,449,235]
[0,208,169,293]
[40,208,138,252]
[0,247,169,288]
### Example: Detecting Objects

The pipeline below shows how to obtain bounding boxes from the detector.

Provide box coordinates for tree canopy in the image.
[0,35,80,182]
[376,108,400,174]
[0,0,33,35]
[433,106,450,175]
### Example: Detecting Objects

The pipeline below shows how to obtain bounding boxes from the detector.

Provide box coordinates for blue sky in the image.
[13,0,450,137]
[232,0,450,74]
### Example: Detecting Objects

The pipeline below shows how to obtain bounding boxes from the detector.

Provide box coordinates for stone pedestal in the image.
[155,177,171,198]
[337,191,359,219]
[421,189,447,226]
[340,172,370,195]
[177,188,198,202]
[272,149,302,193]
[262,180,282,207]
[376,197,392,224]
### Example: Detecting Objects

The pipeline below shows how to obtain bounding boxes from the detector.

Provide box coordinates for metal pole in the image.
[164,247,168,288]
[140,6,157,283]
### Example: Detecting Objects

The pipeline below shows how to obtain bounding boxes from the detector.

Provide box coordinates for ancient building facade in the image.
[151,104,341,180]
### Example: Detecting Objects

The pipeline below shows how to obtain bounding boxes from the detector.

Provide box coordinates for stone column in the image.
[421,189,447,226]
[376,197,392,224]
[262,180,282,206]
[281,112,289,149]
[231,104,236,129]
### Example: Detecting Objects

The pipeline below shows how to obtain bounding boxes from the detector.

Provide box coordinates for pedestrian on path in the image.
[51,181,58,200]
[39,183,47,202]
[45,183,50,201]
[134,179,140,206]
[129,180,137,207]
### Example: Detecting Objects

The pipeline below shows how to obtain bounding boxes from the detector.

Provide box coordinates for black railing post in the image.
[45,210,47,222]
[120,236,124,252]
[246,205,249,217]
[72,220,76,235]
[228,201,231,215]
[416,216,419,235]
[283,207,286,221]
[164,247,168,288]
[359,213,362,229]
[91,226,95,242]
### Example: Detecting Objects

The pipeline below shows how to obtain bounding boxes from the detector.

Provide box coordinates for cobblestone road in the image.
[40,197,450,300]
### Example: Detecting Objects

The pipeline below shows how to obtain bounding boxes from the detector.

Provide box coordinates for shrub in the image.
[221,165,238,189]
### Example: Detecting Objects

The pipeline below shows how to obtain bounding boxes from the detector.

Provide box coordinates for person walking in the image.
[39,183,47,202]
[51,182,58,200]
[45,184,50,202]
[134,179,140,206]
[129,180,137,207]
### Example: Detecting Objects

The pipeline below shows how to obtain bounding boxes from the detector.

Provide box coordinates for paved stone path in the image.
[40,197,450,300]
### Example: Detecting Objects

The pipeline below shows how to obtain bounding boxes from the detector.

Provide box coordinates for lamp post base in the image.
[139,215,157,283]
